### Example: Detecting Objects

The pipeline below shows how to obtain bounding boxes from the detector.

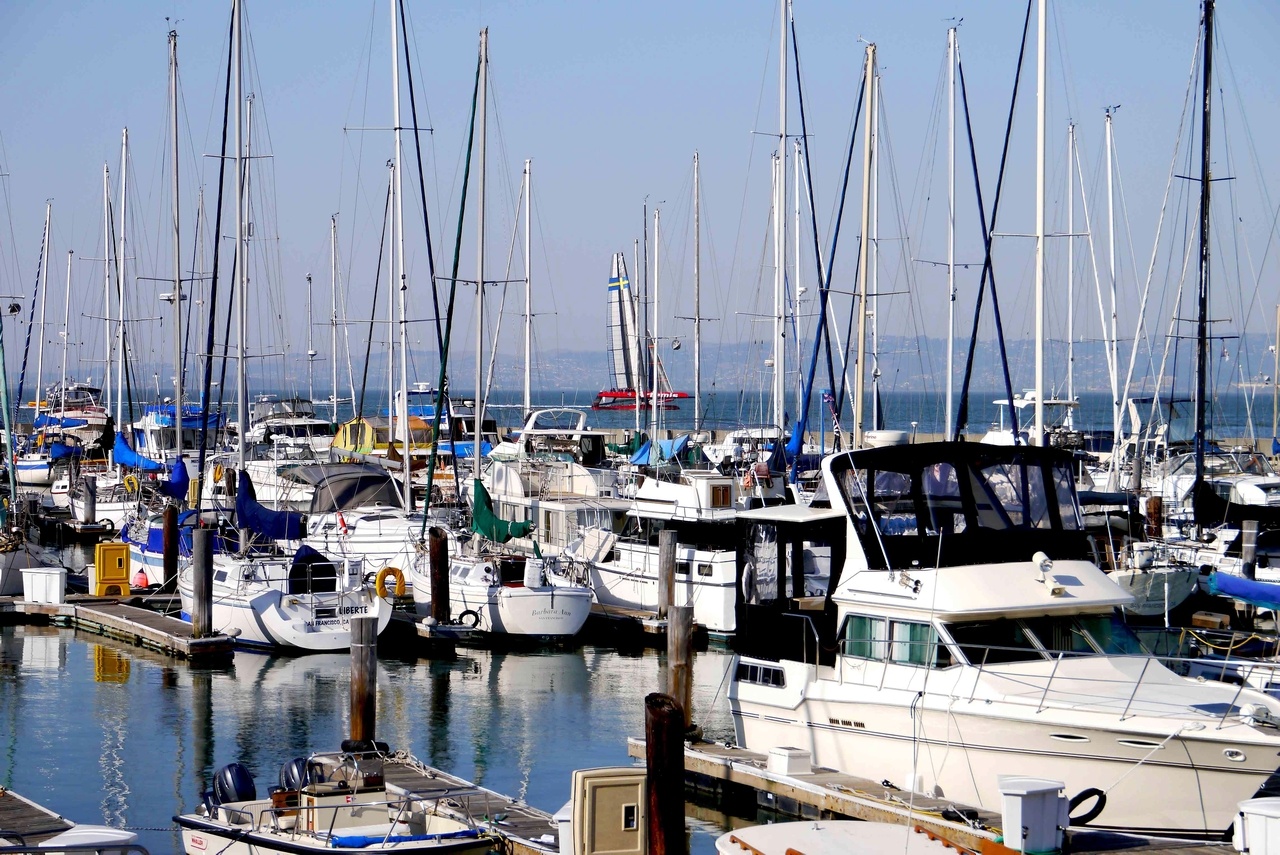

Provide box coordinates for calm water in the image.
[0,625,741,854]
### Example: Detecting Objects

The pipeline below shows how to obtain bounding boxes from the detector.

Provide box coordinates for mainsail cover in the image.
[471,479,532,543]
[236,469,305,540]
[161,455,191,501]
[1207,571,1280,612]
[113,432,166,473]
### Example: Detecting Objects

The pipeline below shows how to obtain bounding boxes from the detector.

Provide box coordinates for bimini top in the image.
[281,463,403,514]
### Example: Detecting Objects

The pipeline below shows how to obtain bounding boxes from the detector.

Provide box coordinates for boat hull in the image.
[413,579,592,639]
[1110,566,1201,616]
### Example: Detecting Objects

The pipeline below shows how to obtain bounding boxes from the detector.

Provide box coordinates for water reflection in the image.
[0,625,738,853]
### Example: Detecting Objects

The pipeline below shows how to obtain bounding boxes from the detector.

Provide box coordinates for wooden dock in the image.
[380,753,557,855]
[629,738,1233,855]
[0,787,74,846]
[0,595,234,660]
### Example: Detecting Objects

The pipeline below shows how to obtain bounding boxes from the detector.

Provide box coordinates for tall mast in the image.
[1105,107,1120,474]
[772,0,789,431]
[523,159,532,418]
[116,129,128,450]
[61,252,72,420]
[633,240,641,440]
[1033,0,1047,446]
[306,274,315,402]
[853,43,875,449]
[169,28,183,473]
[233,0,247,548]
[870,72,881,431]
[1066,121,1075,429]
[946,26,956,434]
[473,28,488,485]
[34,203,50,421]
[391,0,412,511]
[1272,302,1279,446]
[693,151,701,432]
[651,208,661,440]
[330,215,339,424]
[1192,0,1215,509]
[102,164,112,426]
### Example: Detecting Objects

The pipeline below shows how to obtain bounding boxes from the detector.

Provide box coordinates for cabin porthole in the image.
[1224,749,1247,762]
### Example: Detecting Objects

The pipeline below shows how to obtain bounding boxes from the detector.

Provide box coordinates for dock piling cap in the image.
[996,776,1064,796]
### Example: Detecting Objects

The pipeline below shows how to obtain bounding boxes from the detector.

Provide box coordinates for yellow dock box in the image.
[92,543,131,597]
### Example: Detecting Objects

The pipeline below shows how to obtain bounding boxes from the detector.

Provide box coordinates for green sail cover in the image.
[472,479,533,543]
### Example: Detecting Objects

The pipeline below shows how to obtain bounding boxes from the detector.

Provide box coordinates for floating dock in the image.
[630,738,1233,855]
[0,595,235,660]
[0,788,74,845]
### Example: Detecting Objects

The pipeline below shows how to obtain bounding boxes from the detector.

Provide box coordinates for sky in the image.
[0,0,1277,403]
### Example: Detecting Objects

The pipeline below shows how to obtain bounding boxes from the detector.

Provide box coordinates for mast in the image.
[102,164,112,432]
[1192,0,1215,510]
[772,0,789,431]
[1272,302,1279,447]
[34,203,50,422]
[233,0,247,548]
[330,215,339,424]
[946,26,956,434]
[693,151,702,433]
[61,252,72,421]
[473,27,488,486]
[870,72,881,431]
[391,0,412,511]
[632,240,641,439]
[306,274,315,402]
[1033,0,1047,446]
[1105,107,1120,475]
[853,42,875,449]
[523,159,532,418]
[116,129,128,463]
[169,28,183,476]
[1066,121,1075,429]
[651,207,661,440]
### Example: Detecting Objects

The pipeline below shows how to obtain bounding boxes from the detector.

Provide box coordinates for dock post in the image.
[429,526,450,623]
[645,692,686,855]
[80,474,97,525]
[162,504,179,586]
[657,529,677,620]
[1144,496,1163,539]
[350,616,377,744]
[668,605,693,733]
[1243,520,1259,580]
[191,527,213,638]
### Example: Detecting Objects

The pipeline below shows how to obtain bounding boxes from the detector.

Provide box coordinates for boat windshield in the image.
[1170,451,1274,478]
[943,613,1147,665]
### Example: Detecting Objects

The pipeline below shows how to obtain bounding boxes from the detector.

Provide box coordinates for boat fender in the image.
[375,566,405,598]
[123,474,140,493]
[1068,787,1106,826]
[212,463,224,484]
[458,609,481,628]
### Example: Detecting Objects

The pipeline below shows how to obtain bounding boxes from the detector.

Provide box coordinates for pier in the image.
[0,595,234,660]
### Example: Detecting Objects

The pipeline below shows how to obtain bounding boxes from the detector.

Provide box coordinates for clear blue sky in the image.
[0,1,1276,399]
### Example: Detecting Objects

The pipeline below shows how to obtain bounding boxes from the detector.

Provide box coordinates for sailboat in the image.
[592,252,688,412]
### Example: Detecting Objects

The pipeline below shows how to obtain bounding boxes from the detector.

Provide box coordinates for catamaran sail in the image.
[593,252,688,411]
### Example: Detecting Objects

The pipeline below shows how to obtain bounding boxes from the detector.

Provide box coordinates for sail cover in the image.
[236,469,305,541]
[113,432,166,473]
[1207,571,1280,612]
[161,455,191,501]
[471,479,532,543]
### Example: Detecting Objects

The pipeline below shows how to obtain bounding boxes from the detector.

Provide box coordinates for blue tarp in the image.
[440,439,492,459]
[161,455,191,501]
[235,470,305,540]
[140,403,223,430]
[48,440,82,460]
[34,413,88,429]
[1207,571,1280,612]
[113,432,166,473]
[629,434,691,465]
[329,829,482,848]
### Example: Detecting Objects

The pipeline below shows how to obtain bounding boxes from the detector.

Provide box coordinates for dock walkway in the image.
[0,596,234,660]
[0,788,73,846]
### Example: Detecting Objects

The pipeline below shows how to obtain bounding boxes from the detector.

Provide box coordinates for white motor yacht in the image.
[730,441,1280,839]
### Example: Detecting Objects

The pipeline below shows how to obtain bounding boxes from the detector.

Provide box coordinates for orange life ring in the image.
[375,566,405,598]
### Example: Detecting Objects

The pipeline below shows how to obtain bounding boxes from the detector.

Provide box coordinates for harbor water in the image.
[0,624,741,853]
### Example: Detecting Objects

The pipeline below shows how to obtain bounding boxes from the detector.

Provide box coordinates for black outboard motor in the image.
[209,762,257,809]
[279,758,309,792]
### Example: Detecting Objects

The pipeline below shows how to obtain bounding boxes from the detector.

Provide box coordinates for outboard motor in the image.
[208,762,257,810]
[279,758,309,792]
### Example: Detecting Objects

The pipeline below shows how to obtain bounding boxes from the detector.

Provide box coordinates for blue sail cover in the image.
[34,413,88,429]
[48,439,82,460]
[1207,571,1280,612]
[629,434,690,466]
[113,432,166,473]
[161,455,191,500]
[235,470,304,541]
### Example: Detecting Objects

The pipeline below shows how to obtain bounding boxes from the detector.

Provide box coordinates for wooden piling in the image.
[657,529,677,620]
[668,605,693,731]
[1243,519,1259,580]
[162,504,179,586]
[350,616,377,743]
[1145,496,1163,539]
[80,474,97,525]
[429,526,450,623]
[191,528,212,638]
[645,692,686,855]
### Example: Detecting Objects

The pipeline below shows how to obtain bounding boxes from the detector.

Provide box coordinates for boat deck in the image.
[380,755,557,854]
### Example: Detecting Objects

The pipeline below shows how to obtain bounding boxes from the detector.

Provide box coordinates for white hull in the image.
[1110,566,1201,617]
[15,455,56,486]
[177,555,392,651]
[587,540,737,632]
[0,545,42,596]
[411,557,592,639]
[733,655,1280,837]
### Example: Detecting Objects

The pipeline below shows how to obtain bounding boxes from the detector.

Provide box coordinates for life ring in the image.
[375,566,405,598]
[123,474,140,493]
[457,608,481,628]
[212,463,224,483]
[1068,787,1107,826]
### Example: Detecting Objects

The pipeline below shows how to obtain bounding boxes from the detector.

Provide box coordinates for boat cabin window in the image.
[697,562,713,577]
[735,661,785,687]
[839,615,948,667]
[841,615,887,659]
[945,619,1042,664]
[677,561,690,576]
[943,614,1147,665]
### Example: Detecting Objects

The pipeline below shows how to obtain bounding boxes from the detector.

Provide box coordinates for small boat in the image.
[715,821,995,854]
[174,748,496,854]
